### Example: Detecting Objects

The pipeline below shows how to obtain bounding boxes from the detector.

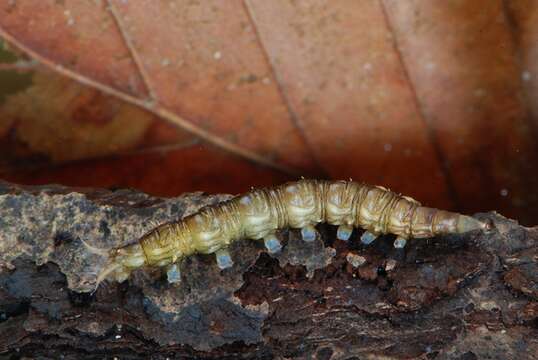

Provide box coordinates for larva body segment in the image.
[93,180,488,286]
[281,180,324,228]
[237,188,285,240]
[325,181,364,227]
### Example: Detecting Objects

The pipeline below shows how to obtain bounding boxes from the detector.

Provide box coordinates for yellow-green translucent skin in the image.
[101,180,487,283]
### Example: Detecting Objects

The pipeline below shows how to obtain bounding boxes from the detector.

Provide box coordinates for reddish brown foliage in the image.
[0,0,537,223]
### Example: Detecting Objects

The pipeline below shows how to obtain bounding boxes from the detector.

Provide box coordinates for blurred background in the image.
[0,0,537,225]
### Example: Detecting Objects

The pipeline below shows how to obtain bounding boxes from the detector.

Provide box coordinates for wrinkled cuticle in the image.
[91,179,484,287]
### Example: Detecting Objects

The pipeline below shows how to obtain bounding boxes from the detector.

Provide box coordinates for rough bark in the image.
[0,181,536,359]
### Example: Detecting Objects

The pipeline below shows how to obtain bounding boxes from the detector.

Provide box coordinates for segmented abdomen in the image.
[97,179,487,285]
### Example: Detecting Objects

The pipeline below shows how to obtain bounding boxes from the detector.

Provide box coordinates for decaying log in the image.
[0,181,536,359]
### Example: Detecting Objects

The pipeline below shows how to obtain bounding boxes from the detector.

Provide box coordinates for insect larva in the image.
[88,179,490,286]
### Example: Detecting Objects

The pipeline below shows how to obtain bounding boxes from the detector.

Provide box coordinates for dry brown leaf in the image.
[0,0,537,224]
[2,71,152,162]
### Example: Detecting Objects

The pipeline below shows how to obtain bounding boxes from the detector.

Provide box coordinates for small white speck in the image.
[474,88,486,97]
[383,143,392,152]
[115,335,122,339]
[522,71,532,82]
[393,237,407,248]
[213,51,222,60]
[63,10,75,26]
[143,98,156,108]
[286,185,297,193]
[500,188,508,197]
[425,62,436,71]
[161,58,170,67]
[346,253,366,268]
[239,196,251,205]
[479,301,500,311]
[385,259,397,271]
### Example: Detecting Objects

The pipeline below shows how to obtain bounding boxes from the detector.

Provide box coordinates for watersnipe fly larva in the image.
[85,179,490,287]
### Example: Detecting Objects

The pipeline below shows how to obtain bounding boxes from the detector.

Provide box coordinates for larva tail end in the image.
[457,215,489,234]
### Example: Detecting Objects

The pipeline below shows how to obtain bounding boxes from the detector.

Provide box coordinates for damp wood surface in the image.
[0,181,536,359]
